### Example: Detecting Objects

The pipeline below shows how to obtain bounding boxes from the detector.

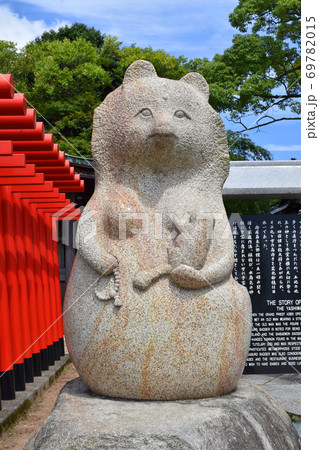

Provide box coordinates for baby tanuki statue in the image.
[64,60,252,400]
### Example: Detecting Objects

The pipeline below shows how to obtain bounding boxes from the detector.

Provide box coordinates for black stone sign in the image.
[231,214,301,374]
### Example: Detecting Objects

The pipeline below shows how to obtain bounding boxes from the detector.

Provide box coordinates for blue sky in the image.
[0,0,301,160]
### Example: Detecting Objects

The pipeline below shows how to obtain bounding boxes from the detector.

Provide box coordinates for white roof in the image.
[223,160,301,199]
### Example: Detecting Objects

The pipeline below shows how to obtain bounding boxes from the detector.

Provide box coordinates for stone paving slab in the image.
[293,422,301,437]
[241,372,301,416]
[0,354,70,435]
[260,384,301,415]
[242,374,280,385]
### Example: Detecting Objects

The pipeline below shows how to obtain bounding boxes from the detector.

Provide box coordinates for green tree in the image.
[224,198,279,216]
[13,38,111,157]
[229,0,300,44]
[227,130,272,161]
[33,23,105,48]
[0,41,18,74]
[0,34,189,158]
[188,0,301,132]
[226,130,275,215]
[3,3,289,164]
[100,36,188,93]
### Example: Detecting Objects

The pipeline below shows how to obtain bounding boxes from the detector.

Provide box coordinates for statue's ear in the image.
[123,60,157,84]
[180,72,209,101]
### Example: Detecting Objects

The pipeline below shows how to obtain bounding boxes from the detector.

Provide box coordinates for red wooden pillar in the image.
[31,203,55,366]
[41,212,60,361]
[0,142,46,390]
[47,214,65,356]
[0,199,15,399]
[10,190,34,383]
[22,198,49,370]
[16,194,42,376]
[11,183,54,375]
[0,186,26,391]
[13,185,55,369]
[24,197,70,367]
[43,205,81,356]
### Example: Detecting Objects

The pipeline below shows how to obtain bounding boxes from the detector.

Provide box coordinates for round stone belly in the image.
[64,255,251,400]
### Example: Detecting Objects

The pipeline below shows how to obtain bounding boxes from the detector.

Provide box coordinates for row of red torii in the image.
[0,74,84,407]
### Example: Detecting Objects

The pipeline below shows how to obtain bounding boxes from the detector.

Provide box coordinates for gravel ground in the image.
[0,363,79,450]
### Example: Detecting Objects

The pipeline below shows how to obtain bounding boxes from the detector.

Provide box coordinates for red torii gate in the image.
[0,74,84,407]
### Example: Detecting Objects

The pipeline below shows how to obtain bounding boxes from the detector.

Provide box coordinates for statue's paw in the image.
[133,271,152,291]
[170,264,208,290]
[133,265,172,291]
[94,269,121,304]
[95,277,112,300]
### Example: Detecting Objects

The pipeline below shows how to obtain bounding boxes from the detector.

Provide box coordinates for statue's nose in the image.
[149,115,176,138]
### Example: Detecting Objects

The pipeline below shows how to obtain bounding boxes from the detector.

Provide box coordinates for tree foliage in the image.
[33,23,105,48]
[0,41,18,74]
[0,35,190,158]
[227,130,272,161]
[224,198,279,216]
[1,1,294,161]
[229,0,300,44]
[100,36,188,94]
[188,0,301,132]
[11,38,112,156]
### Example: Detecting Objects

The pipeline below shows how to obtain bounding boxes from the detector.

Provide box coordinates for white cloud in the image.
[3,0,237,58]
[265,144,301,153]
[8,0,236,19]
[0,5,70,49]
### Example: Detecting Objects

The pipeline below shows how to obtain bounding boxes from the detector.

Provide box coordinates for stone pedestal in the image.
[24,377,300,449]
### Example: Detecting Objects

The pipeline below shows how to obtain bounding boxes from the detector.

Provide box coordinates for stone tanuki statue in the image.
[64,60,252,400]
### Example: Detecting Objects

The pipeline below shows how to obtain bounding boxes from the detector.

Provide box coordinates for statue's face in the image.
[104,78,216,172]
[92,61,229,187]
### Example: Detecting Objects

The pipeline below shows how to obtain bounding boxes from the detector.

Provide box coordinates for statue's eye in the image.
[174,110,189,119]
[139,108,152,117]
